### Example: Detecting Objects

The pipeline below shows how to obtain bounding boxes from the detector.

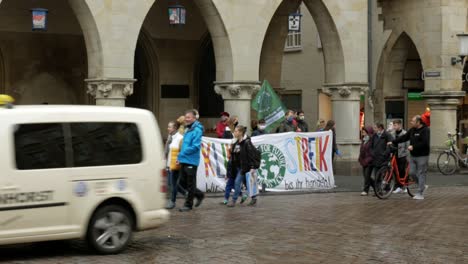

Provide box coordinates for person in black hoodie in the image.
[228,125,259,207]
[371,123,394,176]
[390,115,430,200]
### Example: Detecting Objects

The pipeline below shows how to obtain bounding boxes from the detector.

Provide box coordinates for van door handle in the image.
[0,185,19,191]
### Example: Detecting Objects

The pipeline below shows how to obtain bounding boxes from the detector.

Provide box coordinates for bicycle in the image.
[374,146,419,199]
[437,132,468,175]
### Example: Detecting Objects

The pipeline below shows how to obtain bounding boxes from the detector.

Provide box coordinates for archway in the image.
[128,30,159,114]
[196,34,222,118]
[259,0,342,126]
[375,32,425,128]
[0,0,88,104]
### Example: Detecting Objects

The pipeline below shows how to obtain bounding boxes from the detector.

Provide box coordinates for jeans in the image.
[180,163,203,208]
[169,170,187,203]
[395,156,408,188]
[232,168,245,201]
[224,177,235,200]
[409,156,429,195]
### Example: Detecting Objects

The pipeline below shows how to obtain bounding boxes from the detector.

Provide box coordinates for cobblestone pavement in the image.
[2,186,468,263]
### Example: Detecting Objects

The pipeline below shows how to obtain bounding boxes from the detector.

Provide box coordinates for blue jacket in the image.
[178,121,204,166]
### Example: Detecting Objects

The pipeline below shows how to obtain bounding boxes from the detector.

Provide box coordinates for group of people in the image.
[358,115,431,200]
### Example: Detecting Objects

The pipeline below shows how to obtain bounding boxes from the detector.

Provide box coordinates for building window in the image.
[280,91,302,111]
[284,8,302,52]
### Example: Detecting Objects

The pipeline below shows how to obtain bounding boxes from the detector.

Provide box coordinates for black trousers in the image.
[180,163,203,208]
[395,156,408,188]
[362,166,374,193]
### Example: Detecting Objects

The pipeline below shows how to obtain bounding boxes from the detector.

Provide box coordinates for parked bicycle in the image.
[437,132,468,175]
[374,146,419,199]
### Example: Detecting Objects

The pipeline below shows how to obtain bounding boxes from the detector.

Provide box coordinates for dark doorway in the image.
[198,37,223,117]
[128,42,150,109]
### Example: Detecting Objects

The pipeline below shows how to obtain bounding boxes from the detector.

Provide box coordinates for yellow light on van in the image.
[0,94,14,105]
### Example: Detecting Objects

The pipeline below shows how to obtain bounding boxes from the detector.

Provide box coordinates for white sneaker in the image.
[413,194,424,200]
[392,187,402,194]
[360,191,368,196]
[403,188,408,193]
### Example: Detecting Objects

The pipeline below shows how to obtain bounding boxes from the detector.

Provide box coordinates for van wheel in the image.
[87,205,133,254]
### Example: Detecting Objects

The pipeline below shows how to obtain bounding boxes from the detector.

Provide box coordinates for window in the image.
[15,123,66,170]
[285,8,302,51]
[281,92,302,111]
[14,122,142,170]
[71,123,142,167]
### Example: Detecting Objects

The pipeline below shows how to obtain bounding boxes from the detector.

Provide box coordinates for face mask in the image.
[287,116,294,122]
[299,116,305,120]
[258,125,266,130]
[363,135,369,141]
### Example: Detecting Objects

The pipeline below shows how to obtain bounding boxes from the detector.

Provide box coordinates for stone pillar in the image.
[321,83,368,160]
[421,91,465,167]
[214,81,261,130]
[86,78,136,107]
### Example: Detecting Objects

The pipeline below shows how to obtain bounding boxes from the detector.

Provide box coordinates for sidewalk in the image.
[334,171,468,192]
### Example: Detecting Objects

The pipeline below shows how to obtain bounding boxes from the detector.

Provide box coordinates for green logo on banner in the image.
[257,144,286,188]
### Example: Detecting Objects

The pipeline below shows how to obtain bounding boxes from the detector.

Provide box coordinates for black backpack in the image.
[248,140,261,169]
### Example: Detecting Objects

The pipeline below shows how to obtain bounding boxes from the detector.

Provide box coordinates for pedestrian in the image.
[222,116,238,139]
[296,110,309,132]
[178,109,205,212]
[251,119,267,137]
[390,115,430,200]
[228,125,259,207]
[391,119,410,194]
[316,118,326,131]
[165,119,187,209]
[216,111,230,138]
[371,122,394,179]
[324,120,339,159]
[276,110,297,133]
[358,126,374,196]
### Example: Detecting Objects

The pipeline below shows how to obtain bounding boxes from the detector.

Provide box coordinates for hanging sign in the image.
[288,13,302,32]
[31,8,48,31]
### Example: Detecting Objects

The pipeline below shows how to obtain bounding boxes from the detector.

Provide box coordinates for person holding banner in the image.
[228,125,259,207]
[251,119,267,137]
[276,110,297,133]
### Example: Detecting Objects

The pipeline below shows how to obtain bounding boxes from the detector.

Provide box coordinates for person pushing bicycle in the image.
[390,119,410,194]
[388,115,430,200]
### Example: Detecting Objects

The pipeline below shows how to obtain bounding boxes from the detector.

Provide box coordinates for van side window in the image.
[14,123,66,170]
[70,123,142,167]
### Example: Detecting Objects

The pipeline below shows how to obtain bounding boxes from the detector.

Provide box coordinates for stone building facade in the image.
[1,0,465,164]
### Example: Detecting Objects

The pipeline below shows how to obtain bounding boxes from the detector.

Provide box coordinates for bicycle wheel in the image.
[374,167,395,199]
[405,175,419,198]
[437,152,458,175]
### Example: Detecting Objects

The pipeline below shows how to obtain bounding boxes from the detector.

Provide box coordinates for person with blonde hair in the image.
[165,119,187,209]
[316,118,326,131]
[222,116,239,139]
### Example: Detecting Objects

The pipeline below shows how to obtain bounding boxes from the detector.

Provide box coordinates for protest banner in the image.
[197,131,335,192]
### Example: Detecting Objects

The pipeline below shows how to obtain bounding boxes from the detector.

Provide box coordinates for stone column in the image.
[214,81,261,130]
[421,91,465,167]
[321,83,368,160]
[86,78,136,107]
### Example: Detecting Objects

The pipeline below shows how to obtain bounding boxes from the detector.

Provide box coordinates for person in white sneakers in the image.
[391,119,409,194]
[390,115,430,200]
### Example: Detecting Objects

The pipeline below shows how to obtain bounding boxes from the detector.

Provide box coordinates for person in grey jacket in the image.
[391,119,409,194]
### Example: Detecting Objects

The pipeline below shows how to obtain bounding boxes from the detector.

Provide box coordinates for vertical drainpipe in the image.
[367,0,373,125]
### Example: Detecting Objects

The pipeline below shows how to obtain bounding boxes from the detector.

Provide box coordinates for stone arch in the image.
[194,0,233,82]
[128,28,160,115]
[67,0,102,78]
[0,46,4,94]
[194,32,223,117]
[259,0,345,87]
[374,31,424,124]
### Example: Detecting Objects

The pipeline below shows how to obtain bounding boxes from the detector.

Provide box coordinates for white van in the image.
[0,105,169,254]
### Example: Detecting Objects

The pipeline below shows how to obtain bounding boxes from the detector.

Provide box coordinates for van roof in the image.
[0,105,153,116]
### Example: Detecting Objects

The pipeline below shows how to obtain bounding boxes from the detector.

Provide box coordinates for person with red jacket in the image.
[358,126,374,196]
[216,112,230,138]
